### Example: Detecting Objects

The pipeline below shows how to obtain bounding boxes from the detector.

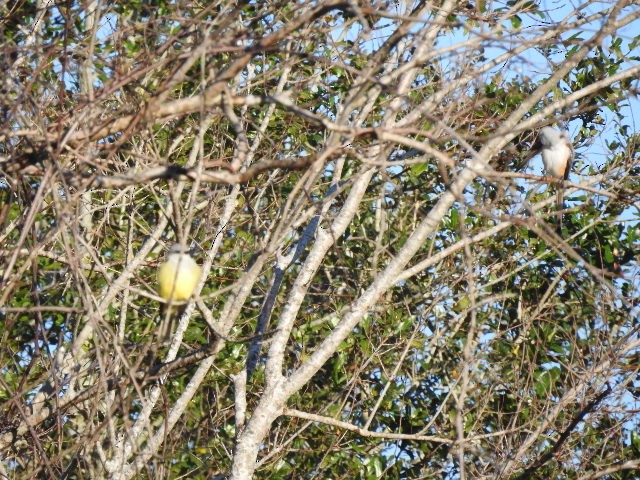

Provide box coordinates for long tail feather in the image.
[556,187,564,230]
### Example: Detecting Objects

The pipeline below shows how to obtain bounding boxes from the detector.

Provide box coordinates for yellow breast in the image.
[158,254,201,302]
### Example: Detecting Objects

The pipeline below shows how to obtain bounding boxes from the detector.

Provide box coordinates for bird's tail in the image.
[158,303,186,343]
[556,186,565,231]
[556,186,564,210]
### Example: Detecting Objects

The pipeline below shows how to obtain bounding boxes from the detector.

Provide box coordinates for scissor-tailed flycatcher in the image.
[537,126,573,209]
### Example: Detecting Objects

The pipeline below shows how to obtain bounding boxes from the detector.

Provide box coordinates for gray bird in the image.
[537,126,573,209]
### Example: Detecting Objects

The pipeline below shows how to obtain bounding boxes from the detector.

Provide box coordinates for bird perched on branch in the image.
[536,126,573,209]
[157,243,201,340]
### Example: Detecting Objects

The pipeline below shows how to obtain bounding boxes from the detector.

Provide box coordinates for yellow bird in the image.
[157,244,201,340]
[158,244,201,303]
